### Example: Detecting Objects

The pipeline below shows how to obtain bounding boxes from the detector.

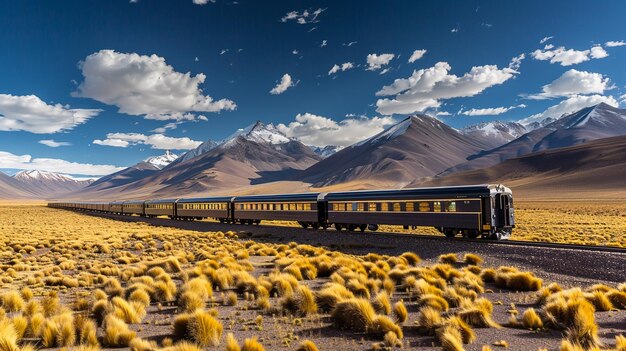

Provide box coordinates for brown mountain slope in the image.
[0,172,36,199]
[442,103,626,176]
[412,135,626,199]
[300,115,492,188]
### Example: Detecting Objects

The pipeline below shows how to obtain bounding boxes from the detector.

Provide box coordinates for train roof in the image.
[122,200,145,205]
[145,198,179,204]
[233,192,321,202]
[324,184,511,201]
[177,196,234,203]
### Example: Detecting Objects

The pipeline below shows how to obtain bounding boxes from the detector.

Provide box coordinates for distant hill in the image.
[413,135,626,198]
[73,121,321,199]
[460,120,528,149]
[0,172,36,198]
[300,115,492,188]
[442,103,626,175]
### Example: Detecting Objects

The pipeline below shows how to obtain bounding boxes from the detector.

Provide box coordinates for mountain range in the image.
[2,103,625,199]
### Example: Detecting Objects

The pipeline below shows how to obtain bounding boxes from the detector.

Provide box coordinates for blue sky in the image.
[0,0,625,176]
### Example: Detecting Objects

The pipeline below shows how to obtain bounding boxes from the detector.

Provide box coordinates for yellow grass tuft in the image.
[130,337,159,351]
[607,290,626,310]
[129,288,151,308]
[281,284,318,316]
[112,296,146,323]
[1,292,25,312]
[400,252,421,266]
[521,308,543,330]
[241,337,266,351]
[492,340,509,347]
[12,315,28,340]
[419,293,450,312]
[439,253,458,264]
[417,306,443,330]
[173,310,223,347]
[615,335,626,351]
[463,253,483,265]
[372,291,391,315]
[331,298,377,332]
[316,283,355,312]
[296,340,320,351]
[393,300,408,324]
[438,325,464,351]
[225,332,241,351]
[458,298,500,328]
[178,291,205,312]
[103,314,136,347]
[585,290,613,311]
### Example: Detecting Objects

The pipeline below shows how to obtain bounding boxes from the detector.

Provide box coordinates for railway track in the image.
[81,210,626,254]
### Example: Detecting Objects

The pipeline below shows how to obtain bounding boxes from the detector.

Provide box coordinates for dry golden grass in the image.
[0,204,623,351]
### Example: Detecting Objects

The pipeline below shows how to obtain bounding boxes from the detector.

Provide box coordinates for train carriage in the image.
[122,200,145,216]
[325,184,514,239]
[109,201,124,214]
[232,193,322,227]
[176,197,232,221]
[145,199,177,218]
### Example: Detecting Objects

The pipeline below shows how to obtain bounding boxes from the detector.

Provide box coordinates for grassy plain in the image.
[0,204,625,351]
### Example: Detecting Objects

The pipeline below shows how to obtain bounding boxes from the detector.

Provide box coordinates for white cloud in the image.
[193,0,215,4]
[508,53,525,71]
[277,113,396,147]
[38,140,72,148]
[320,40,327,47]
[408,49,427,63]
[292,49,299,55]
[0,94,100,134]
[151,122,180,133]
[73,50,236,120]
[366,53,395,71]
[269,73,295,95]
[590,45,609,59]
[460,104,526,116]
[540,36,553,44]
[518,94,618,126]
[435,111,452,116]
[531,44,609,66]
[328,62,354,75]
[605,40,626,47]
[281,8,325,24]
[375,62,517,115]
[526,69,612,100]
[93,132,202,150]
[0,151,123,176]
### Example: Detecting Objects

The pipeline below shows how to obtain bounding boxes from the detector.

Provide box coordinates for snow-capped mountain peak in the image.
[144,150,179,169]
[222,120,291,147]
[310,145,345,158]
[14,169,75,182]
[461,121,527,138]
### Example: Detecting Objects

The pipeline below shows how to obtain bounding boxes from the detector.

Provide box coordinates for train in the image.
[48,184,515,240]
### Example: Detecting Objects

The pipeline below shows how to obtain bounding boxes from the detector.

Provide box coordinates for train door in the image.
[495,193,514,228]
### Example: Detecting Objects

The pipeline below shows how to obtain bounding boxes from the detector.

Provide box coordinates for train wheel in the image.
[490,232,502,240]
[347,224,357,232]
[300,222,309,229]
[358,224,367,232]
[334,223,343,231]
[368,224,379,231]
[311,222,320,229]
[465,231,480,239]
[444,230,456,238]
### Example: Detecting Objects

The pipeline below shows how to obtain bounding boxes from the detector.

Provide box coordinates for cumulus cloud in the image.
[192,0,215,4]
[366,53,395,71]
[93,132,202,150]
[540,36,553,44]
[328,62,354,75]
[508,53,525,71]
[605,40,626,47]
[73,50,236,120]
[531,44,609,66]
[0,151,123,176]
[276,113,396,147]
[0,94,100,134]
[375,62,517,115]
[38,139,72,148]
[408,49,427,63]
[526,69,612,100]
[518,94,619,126]
[269,73,295,95]
[460,104,526,116]
[281,8,325,24]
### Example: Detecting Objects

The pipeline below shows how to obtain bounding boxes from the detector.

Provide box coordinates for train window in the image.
[303,203,311,211]
[357,203,364,211]
[295,203,301,211]
[434,201,441,212]
[447,201,456,212]
[393,203,401,212]
[406,202,414,212]
[288,203,294,211]
[369,203,377,211]
[380,203,389,211]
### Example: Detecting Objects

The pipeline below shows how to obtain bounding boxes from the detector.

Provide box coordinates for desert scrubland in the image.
[0,205,625,351]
